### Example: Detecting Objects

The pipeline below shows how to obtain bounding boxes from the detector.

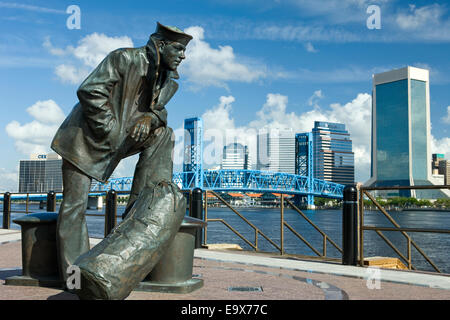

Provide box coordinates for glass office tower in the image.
[312,121,354,185]
[366,66,449,198]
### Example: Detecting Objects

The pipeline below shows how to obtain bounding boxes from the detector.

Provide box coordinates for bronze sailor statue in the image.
[51,22,193,299]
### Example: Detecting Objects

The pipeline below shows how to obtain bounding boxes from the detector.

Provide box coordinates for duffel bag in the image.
[73,181,186,300]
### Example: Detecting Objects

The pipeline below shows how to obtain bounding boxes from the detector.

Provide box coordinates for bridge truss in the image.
[92,169,344,199]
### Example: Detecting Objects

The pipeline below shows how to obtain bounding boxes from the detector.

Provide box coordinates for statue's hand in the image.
[131,116,153,142]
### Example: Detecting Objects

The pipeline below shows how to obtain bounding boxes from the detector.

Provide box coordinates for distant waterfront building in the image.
[432,154,445,175]
[312,121,354,185]
[439,160,450,185]
[19,153,63,193]
[365,66,449,198]
[257,129,295,174]
[221,143,251,170]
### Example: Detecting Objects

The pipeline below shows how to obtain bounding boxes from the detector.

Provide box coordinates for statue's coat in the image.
[51,38,178,182]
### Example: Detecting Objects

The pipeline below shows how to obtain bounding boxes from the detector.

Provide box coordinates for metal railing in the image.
[2,189,190,237]
[2,191,59,228]
[5,184,449,273]
[358,184,450,273]
[283,196,342,258]
[203,190,341,260]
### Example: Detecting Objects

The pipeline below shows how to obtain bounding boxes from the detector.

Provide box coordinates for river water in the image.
[2,203,450,274]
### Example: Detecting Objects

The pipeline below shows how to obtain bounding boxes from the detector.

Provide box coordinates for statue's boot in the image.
[73,181,185,300]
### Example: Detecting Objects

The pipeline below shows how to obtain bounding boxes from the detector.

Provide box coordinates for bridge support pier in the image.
[307,195,315,210]
[293,195,316,210]
[87,196,103,210]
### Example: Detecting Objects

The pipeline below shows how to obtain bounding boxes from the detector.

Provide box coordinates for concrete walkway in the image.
[195,249,450,290]
[0,230,449,300]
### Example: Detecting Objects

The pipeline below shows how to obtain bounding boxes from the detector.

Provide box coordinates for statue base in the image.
[5,274,62,288]
[135,278,203,294]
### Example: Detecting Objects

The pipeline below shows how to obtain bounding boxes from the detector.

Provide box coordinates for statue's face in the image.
[159,41,186,71]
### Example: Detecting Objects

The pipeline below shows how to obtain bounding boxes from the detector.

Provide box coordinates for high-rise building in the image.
[439,160,450,185]
[365,66,449,198]
[257,129,295,174]
[221,143,251,170]
[432,154,445,175]
[312,121,354,185]
[19,153,63,193]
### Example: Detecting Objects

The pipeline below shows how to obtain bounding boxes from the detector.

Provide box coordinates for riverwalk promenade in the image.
[0,229,449,300]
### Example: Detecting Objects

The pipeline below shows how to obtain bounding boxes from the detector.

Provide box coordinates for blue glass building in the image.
[366,66,449,198]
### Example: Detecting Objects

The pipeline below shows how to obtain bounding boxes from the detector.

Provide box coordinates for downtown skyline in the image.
[1,0,450,192]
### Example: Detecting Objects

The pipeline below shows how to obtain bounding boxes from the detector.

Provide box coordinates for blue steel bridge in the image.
[1,170,343,202]
[90,169,344,200]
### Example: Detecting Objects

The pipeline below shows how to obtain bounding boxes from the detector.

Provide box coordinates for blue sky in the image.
[1,0,450,191]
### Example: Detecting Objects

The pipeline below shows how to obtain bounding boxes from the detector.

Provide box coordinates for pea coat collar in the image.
[145,37,180,84]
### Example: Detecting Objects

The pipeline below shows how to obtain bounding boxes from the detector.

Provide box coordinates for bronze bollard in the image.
[5,212,61,288]
[137,216,207,293]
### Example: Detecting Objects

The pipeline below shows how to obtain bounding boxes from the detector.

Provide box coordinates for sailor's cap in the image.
[154,22,193,46]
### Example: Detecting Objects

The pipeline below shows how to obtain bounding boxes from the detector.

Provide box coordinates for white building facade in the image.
[257,129,295,174]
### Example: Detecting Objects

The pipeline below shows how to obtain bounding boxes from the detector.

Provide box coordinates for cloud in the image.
[291,66,388,83]
[431,136,450,160]
[26,99,65,124]
[307,90,323,106]
[396,4,444,30]
[201,96,258,167]
[442,106,450,124]
[45,33,134,84]
[285,0,384,24]
[0,2,65,14]
[54,64,90,85]
[110,155,139,179]
[70,33,134,68]
[180,26,267,89]
[393,4,450,41]
[43,37,67,56]
[305,42,318,53]
[202,2,450,43]
[253,23,362,43]
[5,100,65,155]
[0,167,18,193]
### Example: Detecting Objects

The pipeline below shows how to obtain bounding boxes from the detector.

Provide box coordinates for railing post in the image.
[203,191,208,246]
[280,194,284,255]
[190,188,203,249]
[105,190,117,237]
[46,191,56,212]
[3,192,11,229]
[342,185,358,265]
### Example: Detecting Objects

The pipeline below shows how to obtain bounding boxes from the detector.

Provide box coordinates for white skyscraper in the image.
[257,129,295,174]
